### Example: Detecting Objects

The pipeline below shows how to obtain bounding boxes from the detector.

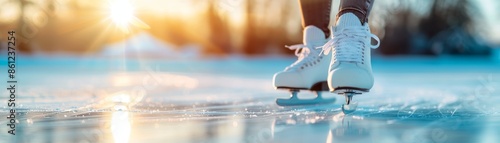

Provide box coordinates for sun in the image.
[109,0,134,27]
[108,0,149,33]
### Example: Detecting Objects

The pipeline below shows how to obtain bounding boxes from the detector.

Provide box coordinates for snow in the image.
[99,32,201,59]
[1,55,500,143]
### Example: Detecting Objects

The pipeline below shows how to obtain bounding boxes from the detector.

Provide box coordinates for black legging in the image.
[299,0,332,38]
[299,0,375,38]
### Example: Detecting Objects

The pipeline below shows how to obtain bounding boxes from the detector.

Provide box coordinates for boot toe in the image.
[273,71,306,89]
[328,64,373,90]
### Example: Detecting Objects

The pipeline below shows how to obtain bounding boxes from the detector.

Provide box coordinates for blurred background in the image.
[0,0,499,58]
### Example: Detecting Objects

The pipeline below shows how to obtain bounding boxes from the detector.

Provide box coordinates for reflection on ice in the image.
[109,90,133,143]
[111,105,131,143]
[270,108,493,143]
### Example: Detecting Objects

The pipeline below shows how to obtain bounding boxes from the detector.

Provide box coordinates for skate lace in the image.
[319,26,380,64]
[285,44,321,70]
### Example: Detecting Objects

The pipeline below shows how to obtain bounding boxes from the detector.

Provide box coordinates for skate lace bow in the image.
[319,26,380,63]
[285,44,319,70]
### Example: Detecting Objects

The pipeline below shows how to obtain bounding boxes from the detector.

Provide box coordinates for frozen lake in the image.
[1,56,500,143]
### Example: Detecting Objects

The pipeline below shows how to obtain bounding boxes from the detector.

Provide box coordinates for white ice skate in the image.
[273,26,335,106]
[321,13,380,113]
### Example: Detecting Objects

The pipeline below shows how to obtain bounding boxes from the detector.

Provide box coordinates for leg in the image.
[322,0,379,113]
[336,0,375,24]
[273,0,336,106]
[298,0,332,38]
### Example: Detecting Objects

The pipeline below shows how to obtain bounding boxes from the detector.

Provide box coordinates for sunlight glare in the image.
[109,0,135,32]
[111,93,131,104]
[111,106,131,143]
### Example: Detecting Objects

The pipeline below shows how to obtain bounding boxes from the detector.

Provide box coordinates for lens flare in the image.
[109,0,133,27]
[108,0,149,33]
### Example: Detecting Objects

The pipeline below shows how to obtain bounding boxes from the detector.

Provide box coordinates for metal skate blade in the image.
[341,102,358,114]
[276,97,336,106]
[332,87,368,94]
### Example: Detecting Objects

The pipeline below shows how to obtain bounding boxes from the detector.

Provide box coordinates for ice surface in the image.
[1,55,500,143]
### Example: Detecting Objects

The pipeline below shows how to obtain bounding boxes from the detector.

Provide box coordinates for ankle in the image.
[336,0,374,24]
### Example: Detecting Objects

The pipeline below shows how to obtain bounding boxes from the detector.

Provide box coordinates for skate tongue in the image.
[336,13,362,30]
[303,26,326,48]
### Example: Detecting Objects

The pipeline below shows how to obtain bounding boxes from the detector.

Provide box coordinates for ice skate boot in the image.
[273,26,335,106]
[322,0,379,113]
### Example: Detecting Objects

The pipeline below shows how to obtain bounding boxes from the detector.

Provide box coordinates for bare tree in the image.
[242,0,300,55]
[378,0,487,55]
[206,0,232,54]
